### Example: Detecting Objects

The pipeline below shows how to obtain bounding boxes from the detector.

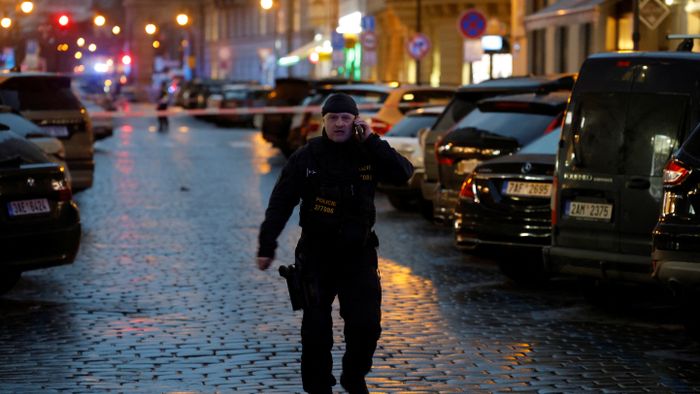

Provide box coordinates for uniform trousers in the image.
[296,235,382,393]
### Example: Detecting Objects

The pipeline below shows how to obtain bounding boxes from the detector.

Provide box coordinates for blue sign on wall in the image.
[361,15,375,32]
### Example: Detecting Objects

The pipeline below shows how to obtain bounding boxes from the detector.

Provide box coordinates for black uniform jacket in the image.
[258,133,413,259]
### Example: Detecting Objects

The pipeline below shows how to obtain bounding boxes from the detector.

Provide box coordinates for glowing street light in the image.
[94,15,106,27]
[77,37,85,47]
[112,25,121,35]
[0,17,11,29]
[58,14,69,27]
[88,43,97,52]
[260,0,273,10]
[145,23,156,35]
[74,51,82,60]
[20,1,33,14]
[152,40,160,49]
[176,13,189,26]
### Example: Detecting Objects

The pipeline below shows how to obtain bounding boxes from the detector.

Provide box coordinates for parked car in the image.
[421,75,575,219]
[653,122,700,297]
[434,91,568,223]
[380,106,444,211]
[0,109,71,185]
[84,101,114,140]
[455,129,560,280]
[261,78,314,156]
[0,129,80,294]
[544,51,700,284]
[0,73,94,190]
[206,84,271,126]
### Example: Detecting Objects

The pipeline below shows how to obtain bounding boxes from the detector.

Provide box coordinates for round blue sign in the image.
[458,10,487,39]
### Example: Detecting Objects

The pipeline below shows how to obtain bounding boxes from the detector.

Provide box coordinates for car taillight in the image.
[459,175,475,200]
[544,113,564,134]
[370,118,391,135]
[52,178,72,201]
[551,174,559,226]
[663,159,691,186]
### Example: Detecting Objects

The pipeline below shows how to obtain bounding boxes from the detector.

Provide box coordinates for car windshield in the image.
[0,77,83,111]
[453,108,559,145]
[432,95,476,132]
[0,130,50,165]
[386,115,437,137]
[520,129,561,154]
[0,113,44,137]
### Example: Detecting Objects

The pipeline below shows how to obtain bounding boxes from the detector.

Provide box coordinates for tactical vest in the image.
[299,140,376,247]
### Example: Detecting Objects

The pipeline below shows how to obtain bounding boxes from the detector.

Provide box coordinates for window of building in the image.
[529,29,545,75]
[581,23,593,61]
[557,26,567,73]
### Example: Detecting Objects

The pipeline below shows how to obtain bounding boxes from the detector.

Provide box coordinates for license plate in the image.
[41,125,69,138]
[565,201,613,221]
[7,199,50,216]
[455,159,480,175]
[503,181,552,198]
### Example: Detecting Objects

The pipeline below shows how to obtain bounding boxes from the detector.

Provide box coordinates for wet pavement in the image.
[1,113,700,393]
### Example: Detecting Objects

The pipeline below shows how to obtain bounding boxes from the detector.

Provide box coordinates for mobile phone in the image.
[353,123,364,138]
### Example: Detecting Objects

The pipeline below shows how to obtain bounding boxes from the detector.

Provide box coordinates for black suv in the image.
[421,76,574,219]
[434,91,568,223]
[652,122,700,295]
[545,52,700,283]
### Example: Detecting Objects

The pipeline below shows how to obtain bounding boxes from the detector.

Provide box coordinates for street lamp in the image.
[19,1,33,14]
[88,43,96,52]
[260,0,273,10]
[112,25,120,35]
[176,13,189,26]
[77,37,85,47]
[145,23,157,35]
[94,15,106,27]
[0,17,11,29]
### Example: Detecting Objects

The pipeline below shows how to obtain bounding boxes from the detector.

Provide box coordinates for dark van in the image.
[545,52,700,283]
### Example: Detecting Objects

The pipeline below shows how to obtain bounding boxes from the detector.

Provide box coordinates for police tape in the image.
[87,102,441,119]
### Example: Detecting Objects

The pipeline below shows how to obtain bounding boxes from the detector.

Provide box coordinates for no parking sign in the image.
[407,33,431,60]
[458,10,487,39]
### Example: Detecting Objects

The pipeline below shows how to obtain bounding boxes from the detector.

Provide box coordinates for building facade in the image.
[516,0,698,75]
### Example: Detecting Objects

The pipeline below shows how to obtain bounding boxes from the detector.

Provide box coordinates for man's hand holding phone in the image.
[353,118,372,142]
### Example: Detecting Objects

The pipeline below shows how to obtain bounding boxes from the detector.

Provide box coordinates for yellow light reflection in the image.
[148,126,157,133]
[178,126,189,133]
[251,133,275,174]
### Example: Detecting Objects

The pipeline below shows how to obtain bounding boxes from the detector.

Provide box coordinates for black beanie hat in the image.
[322,93,359,116]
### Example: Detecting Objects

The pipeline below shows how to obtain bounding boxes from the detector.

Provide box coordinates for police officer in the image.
[257,93,413,394]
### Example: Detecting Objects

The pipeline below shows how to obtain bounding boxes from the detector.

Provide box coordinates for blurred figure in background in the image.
[157,85,170,132]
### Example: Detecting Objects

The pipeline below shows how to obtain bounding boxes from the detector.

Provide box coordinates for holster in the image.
[278,251,320,311]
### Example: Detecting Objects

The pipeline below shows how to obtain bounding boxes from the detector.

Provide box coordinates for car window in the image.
[0,113,43,136]
[339,90,388,105]
[0,77,82,111]
[432,95,476,132]
[520,129,561,154]
[0,130,49,164]
[385,115,437,138]
[454,108,559,145]
[224,91,248,100]
[399,91,453,114]
[565,92,688,176]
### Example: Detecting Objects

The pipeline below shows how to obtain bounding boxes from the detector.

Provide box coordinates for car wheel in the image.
[0,271,21,295]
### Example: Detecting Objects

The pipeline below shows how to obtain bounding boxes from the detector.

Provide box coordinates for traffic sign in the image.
[361,15,376,32]
[458,10,487,39]
[331,32,345,50]
[407,33,431,60]
[360,32,377,50]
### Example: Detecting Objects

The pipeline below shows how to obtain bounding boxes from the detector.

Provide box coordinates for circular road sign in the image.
[407,33,431,60]
[458,10,487,39]
[361,32,377,50]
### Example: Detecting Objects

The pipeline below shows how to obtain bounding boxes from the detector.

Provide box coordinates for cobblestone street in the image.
[2,114,700,393]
